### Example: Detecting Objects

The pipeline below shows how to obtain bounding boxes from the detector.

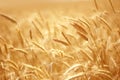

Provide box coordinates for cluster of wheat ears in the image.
[0,0,120,80]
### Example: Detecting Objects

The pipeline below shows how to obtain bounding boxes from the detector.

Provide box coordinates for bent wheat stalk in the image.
[63,64,83,75]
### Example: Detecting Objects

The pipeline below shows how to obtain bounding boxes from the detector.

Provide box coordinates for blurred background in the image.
[0,0,119,10]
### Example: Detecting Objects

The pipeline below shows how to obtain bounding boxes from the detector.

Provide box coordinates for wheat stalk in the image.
[5,60,18,70]
[4,44,8,54]
[78,18,90,31]
[80,49,94,61]
[95,71,113,80]
[0,2,120,80]
[16,28,25,47]
[53,39,69,46]
[65,72,85,80]
[93,0,98,10]
[0,47,3,54]
[77,31,88,41]
[32,41,46,52]
[29,29,33,40]
[97,16,112,31]
[63,64,83,75]
[91,19,98,28]
[0,36,6,43]
[22,63,43,74]
[14,48,28,55]
[71,22,87,35]
[0,13,17,24]
[62,32,71,45]
[32,21,44,39]
[108,0,115,13]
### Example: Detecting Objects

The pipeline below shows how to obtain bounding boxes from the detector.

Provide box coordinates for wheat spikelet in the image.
[78,18,96,41]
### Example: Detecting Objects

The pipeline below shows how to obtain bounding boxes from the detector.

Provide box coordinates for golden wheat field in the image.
[0,0,120,80]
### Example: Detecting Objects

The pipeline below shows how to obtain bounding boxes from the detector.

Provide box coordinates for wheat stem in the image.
[108,0,115,13]
[0,13,17,24]
[32,21,44,39]
[93,0,99,10]
[62,32,71,45]
[53,39,69,46]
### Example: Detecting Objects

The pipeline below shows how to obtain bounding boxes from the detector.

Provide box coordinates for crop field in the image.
[0,0,120,80]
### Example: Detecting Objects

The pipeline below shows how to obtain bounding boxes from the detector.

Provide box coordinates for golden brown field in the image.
[0,0,120,80]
